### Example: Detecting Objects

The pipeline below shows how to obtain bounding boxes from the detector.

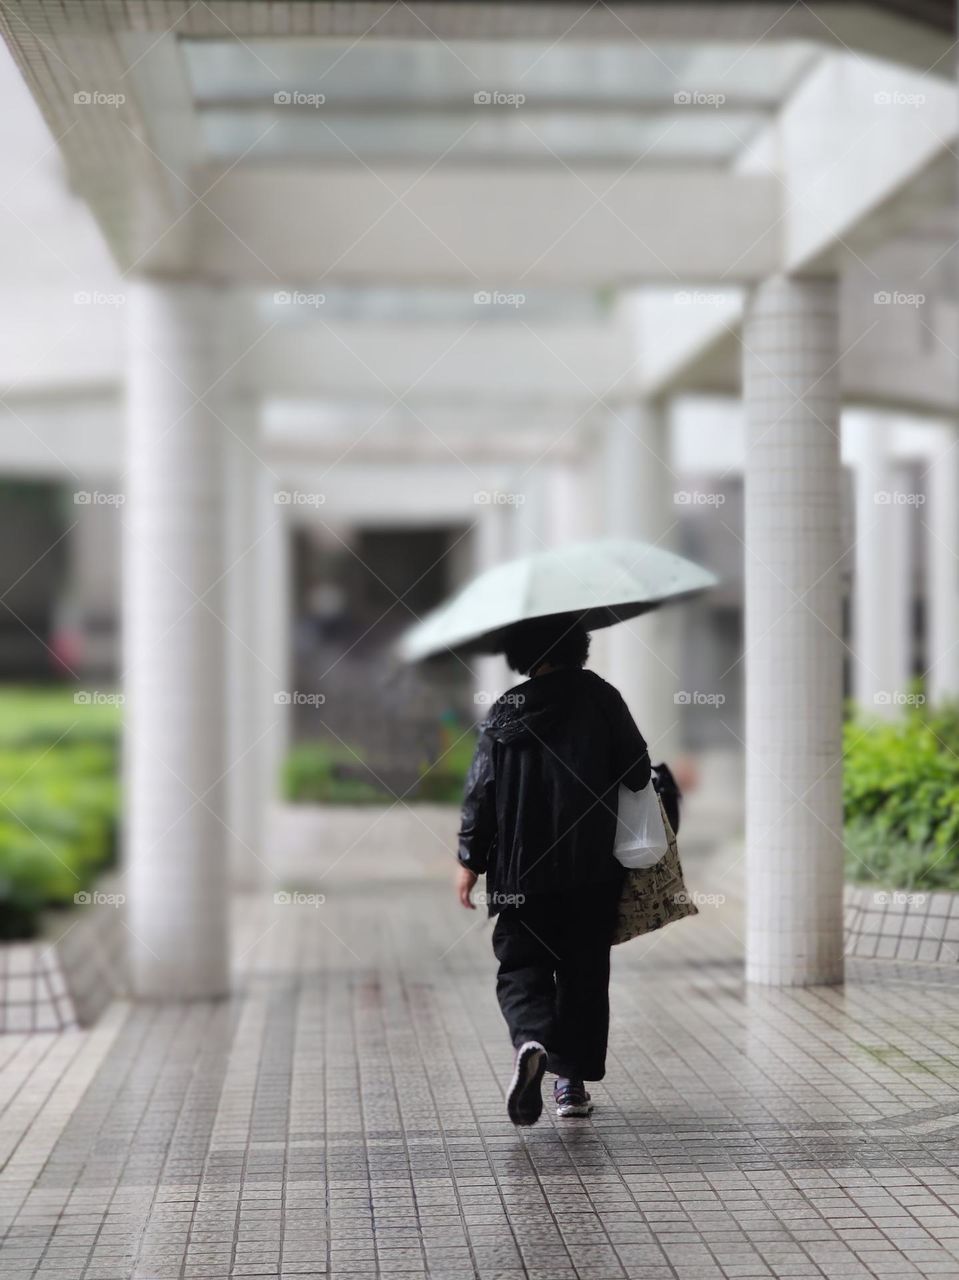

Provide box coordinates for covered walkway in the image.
[2,838,959,1280]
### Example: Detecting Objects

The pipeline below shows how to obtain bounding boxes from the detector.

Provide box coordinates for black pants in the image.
[491,876,622,1082]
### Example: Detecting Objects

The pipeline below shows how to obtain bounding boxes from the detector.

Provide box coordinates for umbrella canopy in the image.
[398,537,718,662]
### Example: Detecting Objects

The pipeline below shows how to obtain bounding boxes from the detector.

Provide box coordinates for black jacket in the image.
[457,667,650,911]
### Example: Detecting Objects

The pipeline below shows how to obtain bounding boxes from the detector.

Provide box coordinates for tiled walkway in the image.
[2,833,959,1280]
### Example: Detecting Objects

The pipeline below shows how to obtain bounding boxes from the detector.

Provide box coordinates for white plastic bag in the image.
[613,781,669,868]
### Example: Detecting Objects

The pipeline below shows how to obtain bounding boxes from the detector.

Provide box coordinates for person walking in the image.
[456,616,650,1126]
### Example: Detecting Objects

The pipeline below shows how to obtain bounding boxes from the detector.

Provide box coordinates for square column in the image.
[925,424,959,705]
[124,279,230,999]
[742,276,844,987]
[847,412,913,716]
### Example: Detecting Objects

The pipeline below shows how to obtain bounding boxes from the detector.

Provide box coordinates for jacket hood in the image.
[482,667,588,744]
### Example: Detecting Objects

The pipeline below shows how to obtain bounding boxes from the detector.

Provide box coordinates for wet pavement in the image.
[1,831,959,1279]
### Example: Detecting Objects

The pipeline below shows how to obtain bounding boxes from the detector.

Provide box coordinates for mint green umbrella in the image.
[398,537,717,662]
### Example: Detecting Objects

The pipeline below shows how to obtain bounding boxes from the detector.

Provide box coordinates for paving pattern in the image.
[2,838,959,1280]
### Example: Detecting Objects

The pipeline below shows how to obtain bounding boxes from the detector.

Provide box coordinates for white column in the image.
[513,467,548,557]
[125,279,230,999]
[742,275,844,987]
[224,404,267,889]
[257,475,293,875]
[849,414,912,716]
[604,402,681,762]
[925,424,959,705]
[473,500,512,703]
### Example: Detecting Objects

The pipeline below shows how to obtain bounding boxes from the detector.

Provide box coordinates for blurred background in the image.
[0,3,957,1022]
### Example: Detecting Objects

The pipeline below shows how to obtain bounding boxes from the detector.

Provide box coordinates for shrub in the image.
[843,711,959,891]
[0,688,120,940]
[282,730,476,806]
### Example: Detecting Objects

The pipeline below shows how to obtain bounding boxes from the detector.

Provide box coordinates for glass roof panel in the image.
[182,37,820,167]
[198,108,765,166]
[183,38,820,108]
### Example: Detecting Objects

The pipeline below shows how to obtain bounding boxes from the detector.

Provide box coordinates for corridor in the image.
[2,838,959,1280]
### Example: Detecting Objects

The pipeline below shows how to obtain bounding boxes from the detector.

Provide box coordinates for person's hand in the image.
[457,865,478,909]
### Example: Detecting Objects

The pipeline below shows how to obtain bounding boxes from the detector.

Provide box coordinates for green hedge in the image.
[844,702,959,892]
[282,732,476,806]
[0,688,121,939]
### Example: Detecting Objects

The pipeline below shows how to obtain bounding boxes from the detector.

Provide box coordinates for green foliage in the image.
[282,742,388,805]
[283,730,476,806]
[0,688,121,940]
[843,706,959,891]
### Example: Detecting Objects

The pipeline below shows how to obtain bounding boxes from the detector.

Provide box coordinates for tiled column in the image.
[224,403,266,889]
[742,275,844,986]
[604,401,681,763]
[473,500,512,703]
[850,413,912,717]
[926,423,959,705]
[125,280,230,998]
[257,474,293,877]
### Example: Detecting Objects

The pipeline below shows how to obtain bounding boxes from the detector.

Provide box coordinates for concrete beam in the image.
[190,168,782,286]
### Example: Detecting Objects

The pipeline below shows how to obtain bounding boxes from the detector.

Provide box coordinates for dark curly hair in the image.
[502,617,590,676]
